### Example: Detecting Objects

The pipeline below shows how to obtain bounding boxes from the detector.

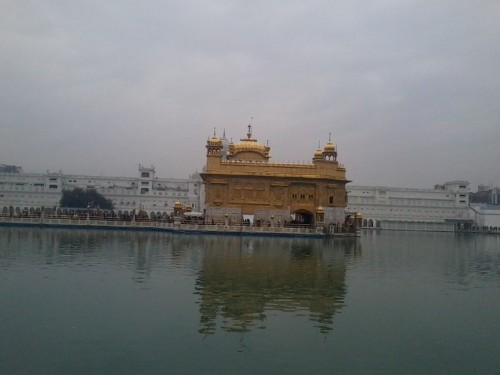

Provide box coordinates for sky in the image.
[1,0,499,190]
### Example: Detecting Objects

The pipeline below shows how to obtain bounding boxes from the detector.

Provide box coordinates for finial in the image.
[213,127,217,137]
[318,140,321,148]
[247,124,252,139]
[223,128,226,138]
[329,132,332,142]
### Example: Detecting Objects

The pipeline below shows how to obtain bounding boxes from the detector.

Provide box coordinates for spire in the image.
[247,124,252,139]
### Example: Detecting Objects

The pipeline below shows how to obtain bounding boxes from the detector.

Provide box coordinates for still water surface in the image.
[0,227,499,374]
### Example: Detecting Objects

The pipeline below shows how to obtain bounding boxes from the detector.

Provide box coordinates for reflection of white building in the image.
[346,181,472,231]
[0,165,202,216]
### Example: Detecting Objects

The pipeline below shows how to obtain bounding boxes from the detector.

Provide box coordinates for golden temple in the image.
[201,125,350,227]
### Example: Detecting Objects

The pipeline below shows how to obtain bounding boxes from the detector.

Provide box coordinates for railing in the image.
[0,215,325,236]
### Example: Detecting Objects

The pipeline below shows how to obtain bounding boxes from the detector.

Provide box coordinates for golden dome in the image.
[228,125,271,160]
[233,139,267,153]
[323,133,336,153]
[207,128,222,144]
[314,148,323,158]
[208,135,221,144]
[323,141,336,153]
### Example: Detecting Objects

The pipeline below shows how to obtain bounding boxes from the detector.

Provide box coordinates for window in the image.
[141,172,150,178]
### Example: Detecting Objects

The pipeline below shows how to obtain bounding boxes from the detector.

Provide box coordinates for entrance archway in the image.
[291,210,314,226]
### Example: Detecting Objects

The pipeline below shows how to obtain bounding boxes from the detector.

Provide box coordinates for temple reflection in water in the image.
[194,236,361,334]
[1,228,361,334]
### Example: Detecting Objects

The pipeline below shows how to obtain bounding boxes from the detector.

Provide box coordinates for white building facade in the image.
[469,204,500,231]
[346,181,472,232]
[0,165,203,216]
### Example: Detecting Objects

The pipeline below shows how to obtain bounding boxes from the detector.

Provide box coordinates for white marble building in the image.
[346,181,472,231]
[0,165,202,216]
[469,204,500,230]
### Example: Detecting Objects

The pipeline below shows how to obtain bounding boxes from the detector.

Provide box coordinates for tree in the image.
[60,188,114,209]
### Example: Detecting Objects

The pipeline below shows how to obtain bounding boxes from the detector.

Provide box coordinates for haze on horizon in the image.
[1,1,499,190]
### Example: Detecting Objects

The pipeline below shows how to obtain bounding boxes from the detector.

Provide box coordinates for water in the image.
[0,227,499,375]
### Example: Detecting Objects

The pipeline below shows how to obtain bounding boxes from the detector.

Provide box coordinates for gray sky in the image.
[1,0,499,190]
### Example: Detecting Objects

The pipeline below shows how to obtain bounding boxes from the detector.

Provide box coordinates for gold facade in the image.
[201,126,350,226]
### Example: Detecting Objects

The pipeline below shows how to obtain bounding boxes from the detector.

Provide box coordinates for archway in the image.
[291,210,314,226]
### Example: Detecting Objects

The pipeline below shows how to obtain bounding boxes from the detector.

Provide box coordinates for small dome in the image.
[323,141,336,153]
[314,148,323,158]
[207,128,222,145]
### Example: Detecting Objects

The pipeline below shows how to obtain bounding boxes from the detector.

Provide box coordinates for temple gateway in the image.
[200,126,350,227]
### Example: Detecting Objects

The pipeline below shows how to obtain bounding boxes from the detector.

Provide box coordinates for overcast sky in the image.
[1,0,499,190]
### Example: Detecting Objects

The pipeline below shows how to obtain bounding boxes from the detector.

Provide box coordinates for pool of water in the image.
[0,227,499,374]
